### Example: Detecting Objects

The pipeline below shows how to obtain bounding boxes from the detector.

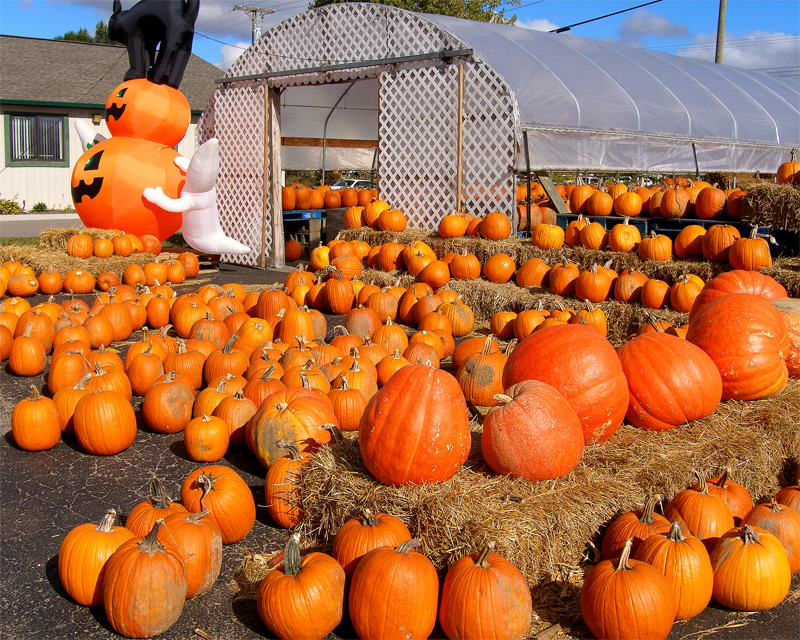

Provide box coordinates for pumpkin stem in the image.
[138,520,166,557]
[740,524,760,545]
[770,500,782,513]
[396,539,421,555]
[475,541,496,569]
[282,533,303,576]
[639,494,662,524]
[27,384,42,402]
[693,470,710,495]
[493,393,513,405]
[615,538,635,572]
[276,402,289,412]
[276,440,305,461]
[260,364,276,381]
[96,508,118,533]
[666,520,686,543]
[184,509,210,525]
[147,476,173,510]
[196,473,216,513]
[359,508,382,527]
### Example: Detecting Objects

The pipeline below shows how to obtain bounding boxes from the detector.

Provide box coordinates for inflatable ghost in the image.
[143,139,250,255]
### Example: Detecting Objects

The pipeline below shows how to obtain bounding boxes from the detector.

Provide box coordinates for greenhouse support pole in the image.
[268,87,284,269]
[691,142,700,179]
[456,62,464,211]
[261,83,269,268]
[523,130,531,233]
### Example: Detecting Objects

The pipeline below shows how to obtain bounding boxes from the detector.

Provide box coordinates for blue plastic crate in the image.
[283,209,324,221]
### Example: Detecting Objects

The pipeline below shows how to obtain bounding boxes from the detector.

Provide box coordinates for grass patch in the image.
[1,237,39,247]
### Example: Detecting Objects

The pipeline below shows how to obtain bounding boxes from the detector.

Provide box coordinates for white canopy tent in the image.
[200,3,800,266]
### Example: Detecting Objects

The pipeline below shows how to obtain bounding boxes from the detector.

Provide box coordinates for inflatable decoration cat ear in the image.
[109,0,199,90]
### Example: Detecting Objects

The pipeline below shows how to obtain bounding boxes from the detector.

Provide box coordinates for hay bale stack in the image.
[339,228,799,296]
[295,379,799,592]
[741,183,800,231]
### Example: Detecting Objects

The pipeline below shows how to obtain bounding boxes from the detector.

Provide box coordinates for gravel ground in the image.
[0,261,797,640]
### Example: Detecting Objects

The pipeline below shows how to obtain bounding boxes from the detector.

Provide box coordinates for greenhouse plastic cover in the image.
[424,14,800,172]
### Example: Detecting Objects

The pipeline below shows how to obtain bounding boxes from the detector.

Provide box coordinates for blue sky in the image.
[1,0,798,78]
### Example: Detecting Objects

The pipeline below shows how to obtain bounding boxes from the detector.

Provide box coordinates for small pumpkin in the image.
[11,385,61,451]
[331,508,412,580]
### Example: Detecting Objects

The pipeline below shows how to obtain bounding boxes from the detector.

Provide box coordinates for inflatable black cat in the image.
[109,0,199,89]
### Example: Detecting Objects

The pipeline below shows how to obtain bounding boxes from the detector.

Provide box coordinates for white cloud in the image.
[216,41,251,71]
[516,18,559,32]
[673,31,800,72]
[618,9,690,47]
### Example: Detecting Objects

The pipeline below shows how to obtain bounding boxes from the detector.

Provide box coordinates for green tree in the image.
[54,20,118,45]
[308,0,519,24]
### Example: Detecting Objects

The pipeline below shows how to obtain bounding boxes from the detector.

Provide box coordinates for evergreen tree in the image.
[308,0,519,24]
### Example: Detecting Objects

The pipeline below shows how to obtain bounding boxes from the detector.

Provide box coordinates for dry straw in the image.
[741,183,800,231]
[38,226,118,252]
[0,244,151,278]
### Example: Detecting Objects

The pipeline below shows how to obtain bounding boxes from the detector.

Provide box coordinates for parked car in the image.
[330,179,374,190]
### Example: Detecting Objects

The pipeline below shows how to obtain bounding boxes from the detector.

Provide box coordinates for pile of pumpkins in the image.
[583,469,800,640]
[281,183,378,212]
[65,230,162,259]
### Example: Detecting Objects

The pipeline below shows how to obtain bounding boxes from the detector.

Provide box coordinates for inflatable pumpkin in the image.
[104,79,190,147]
[72,137,185,240]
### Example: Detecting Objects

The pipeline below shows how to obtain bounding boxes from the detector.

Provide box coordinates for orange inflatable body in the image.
[105,79,190,147]
[72,137,185,240]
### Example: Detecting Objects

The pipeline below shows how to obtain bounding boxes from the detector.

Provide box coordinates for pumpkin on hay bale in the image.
[226,378,799,632]
[38,227,118,253]
[0,244,151,279]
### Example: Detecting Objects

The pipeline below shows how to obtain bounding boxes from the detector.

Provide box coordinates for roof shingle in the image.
[0,35,221,111]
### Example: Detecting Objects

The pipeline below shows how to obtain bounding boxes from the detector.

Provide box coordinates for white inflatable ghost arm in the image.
[143,186,195,213]
[173,156,190,173]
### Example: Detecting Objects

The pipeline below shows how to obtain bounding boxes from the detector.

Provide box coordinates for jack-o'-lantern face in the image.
[72,137,185,241]
[105,79,191,147]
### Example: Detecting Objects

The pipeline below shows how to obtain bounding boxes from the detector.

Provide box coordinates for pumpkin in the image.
[602,494,672,560]
[633,520,714,620]
[58,509,135,607]
[264,441,310,528]
[709,525,791,611]
[776,148,800,185]
[258,533,345,640]
[674,225,706,259]
[73,390,137,455]
[246,387,336,469]
[103,522,188,638]
[665,471,735,552]
[608,217,641,252]
[613,190,643,217]
[687,293,789,400]
[580,539,677,640]
[349,539,438,640]
[125,476,188,538]
[575,264,612,303]
[690,270,787,318]
[332,509,412,580]
[638,232,672,261]
[669,275,702,313]
[456,336,508,407]
[515,257,550,287]
[11,385,61,451]
[480,211,512,240]
[449,250,481,280]
[701,224,741,262]
[586,190,613,216]
[359,364,470,486]
[579,221,608,250]
[660,187,689,218]
[180,465,256,545]
[503,324,629,444]
[776,485,800,515]
[436,295,475,337]
[693,467,753,525]
[482,380,583,481]
[531,223,565,249]
[771,298,800,378]
[142,371,195,434]
[565,214,588,246]
[617,333,722,431]
[66,233,94,258]
[482,253,516,284]
[157,510,222,599]
[548,260,579,296]
[741,501,800,573]
[38,269,64,295]
[439,541,532,640]
[569,184,594,214]
[728,227,772,271]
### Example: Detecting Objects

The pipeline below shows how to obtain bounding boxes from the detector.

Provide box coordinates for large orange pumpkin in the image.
[359,364,470,486]
[72,137,185,240]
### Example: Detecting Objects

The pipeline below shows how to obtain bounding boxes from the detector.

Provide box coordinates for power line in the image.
[550,0,664,33]
[648,34,799,53]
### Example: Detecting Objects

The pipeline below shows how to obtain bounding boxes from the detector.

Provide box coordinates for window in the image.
[7,113,66,164]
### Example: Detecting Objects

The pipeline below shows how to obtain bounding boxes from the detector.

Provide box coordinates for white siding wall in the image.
[0,106,200,210]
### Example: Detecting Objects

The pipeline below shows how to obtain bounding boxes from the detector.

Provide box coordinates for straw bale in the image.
[741,183,800,230]
[0,245,151,278]
[283,380,799,603]
[38,226,117,252]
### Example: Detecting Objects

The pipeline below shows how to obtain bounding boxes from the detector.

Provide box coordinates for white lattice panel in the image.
[209,81,267,267]
[460,62,517,221]
[379,65,459,228]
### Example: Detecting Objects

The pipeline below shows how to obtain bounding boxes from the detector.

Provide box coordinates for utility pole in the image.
[715,0,727,64]
[233,5,275,44]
